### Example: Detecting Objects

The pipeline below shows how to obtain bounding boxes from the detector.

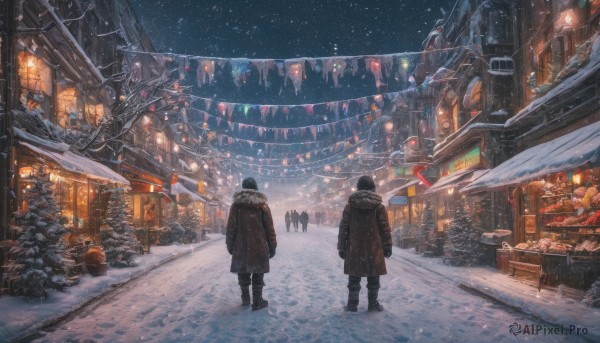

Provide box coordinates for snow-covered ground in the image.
[0,221,587,343]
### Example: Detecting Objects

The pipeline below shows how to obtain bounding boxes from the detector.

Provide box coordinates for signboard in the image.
[390,166,414,178]
[523,215,537,234]
[407,185,416,197]
[443,146,481,176]
[389,196,408,206]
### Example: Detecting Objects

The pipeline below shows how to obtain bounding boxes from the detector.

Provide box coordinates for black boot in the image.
[346,288,360,312]
[368,288,384,312]
[241,286,250,306]
[252,286,268,311]
[346,276,361,312]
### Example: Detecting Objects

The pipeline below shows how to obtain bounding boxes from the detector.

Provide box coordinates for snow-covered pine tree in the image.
[416,200,435,251]
[180,204,200,242]
[9,167,69,298]
[181,204,200,231]
[100,189,141,267]
[582,278,600,308]
[444,196,482,266]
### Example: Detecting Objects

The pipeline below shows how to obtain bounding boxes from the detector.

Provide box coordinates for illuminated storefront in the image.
[15,129,129,243]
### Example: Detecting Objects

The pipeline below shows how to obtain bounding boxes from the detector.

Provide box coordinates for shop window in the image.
[84,103,105,126]
[486,9,513,45]
[76,181,89,233]
[89,183,110,238]
[51,173,75,230]
[57,87,80,128]
[17,52,53,96]
[143,194,160,227]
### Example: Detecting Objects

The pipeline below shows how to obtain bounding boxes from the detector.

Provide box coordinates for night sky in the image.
[130,0,450,59]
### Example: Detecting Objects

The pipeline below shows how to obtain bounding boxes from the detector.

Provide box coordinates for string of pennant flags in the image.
[125,49,421,94]
[213,135,369,169]
[189,107,375,142]
[124,45,473,94]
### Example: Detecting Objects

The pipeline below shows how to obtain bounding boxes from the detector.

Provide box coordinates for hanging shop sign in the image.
[442,146,481,176]
[407,185,416,197]
[391,166,414,178]
[389,196,408,206]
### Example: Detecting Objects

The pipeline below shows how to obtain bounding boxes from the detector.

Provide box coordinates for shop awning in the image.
[170,182,206,202]
[382,179,421,204]
[20,141,129,185]
[462,120,600,193]
[424,168,489,195]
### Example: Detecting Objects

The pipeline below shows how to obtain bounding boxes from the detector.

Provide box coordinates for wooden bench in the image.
[508,260,545,291]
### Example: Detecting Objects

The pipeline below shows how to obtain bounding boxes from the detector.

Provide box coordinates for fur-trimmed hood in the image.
[348,190,382,210]
[232,189,268,207]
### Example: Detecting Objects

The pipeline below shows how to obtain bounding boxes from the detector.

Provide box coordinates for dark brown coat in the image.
[226,190,277,273]
[337,190,392,277]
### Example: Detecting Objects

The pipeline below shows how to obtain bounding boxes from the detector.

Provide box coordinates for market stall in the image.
[463,120,600,289]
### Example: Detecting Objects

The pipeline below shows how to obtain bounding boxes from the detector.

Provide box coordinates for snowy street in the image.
[32,221,585,343]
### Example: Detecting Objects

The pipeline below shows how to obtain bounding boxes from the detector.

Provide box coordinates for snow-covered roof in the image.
[170,182,205,202]
[20,141,130,185]
[462,120,600,193]
[506,34,600,127]
[424,168,489,195]
[14,127,70,152]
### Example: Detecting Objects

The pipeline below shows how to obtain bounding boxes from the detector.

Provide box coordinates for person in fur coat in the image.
[337,175,392,312]
[226,177,277,311]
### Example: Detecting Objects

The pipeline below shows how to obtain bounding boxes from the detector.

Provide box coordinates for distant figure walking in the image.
[226,177,277,311]
[285,211,291,232]
[338,175,392,312]
[315,211,322,227]
[291,210,299,232]
[300,210,309,232]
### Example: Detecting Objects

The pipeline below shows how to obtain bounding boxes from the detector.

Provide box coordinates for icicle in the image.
[305,104,314,115]
[260,110,268,124]
[216,116,221,127]
[276,62,285,77]
[153,55,172,81]
[351,58,359,76]
[283,128,288,140]
[310,126,317,140]
[226,104,234,118]
[380,56,394,79]
[284,61,304,94]
[307,59,317,71]
[323,59,346,87]
[367,58,382,88]
[254,60,273,88]
[271,105,278,117]
[198,59,215,86]
[231,59,250,88]
[203,112,209,123]
[204,99,212,110]
[243,104,251,117]
[177,56,187,80]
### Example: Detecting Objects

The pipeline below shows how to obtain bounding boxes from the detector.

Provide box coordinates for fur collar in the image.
[348,190,382,209]
[232,189,268,206]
